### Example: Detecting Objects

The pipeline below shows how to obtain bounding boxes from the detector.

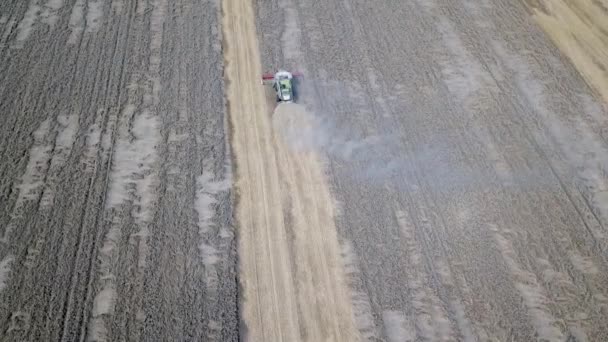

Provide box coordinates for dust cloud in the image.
[272,102,552,192]
[272,102,393,169]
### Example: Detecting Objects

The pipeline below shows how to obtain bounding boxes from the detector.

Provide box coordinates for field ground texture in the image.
[0,0,607,341]
[0,0,237,340]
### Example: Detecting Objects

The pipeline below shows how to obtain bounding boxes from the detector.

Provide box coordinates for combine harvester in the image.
[261,70,304,103]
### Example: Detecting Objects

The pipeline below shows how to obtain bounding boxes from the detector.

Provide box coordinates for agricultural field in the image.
[1,0,607,340]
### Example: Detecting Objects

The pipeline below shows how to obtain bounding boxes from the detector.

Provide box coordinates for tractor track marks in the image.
[256,0,608,340]
[1,0,608,340]
[0,0,237,340]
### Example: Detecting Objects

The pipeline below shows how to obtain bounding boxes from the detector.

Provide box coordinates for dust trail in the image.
[14,0,40,46]
[273,97,546,193]
[68,0,84,44]
[0,255,13,292]
[492,226,566,340]
[271,101,394,175]
[40,0,63,27]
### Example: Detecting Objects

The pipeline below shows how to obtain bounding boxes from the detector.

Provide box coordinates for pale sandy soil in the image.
[521,0,608,105]
[222,0,360,339]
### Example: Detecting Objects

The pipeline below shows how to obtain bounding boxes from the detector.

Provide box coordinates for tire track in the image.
[27,2,128,338]
[1,0,235,339]
[5,0,121,340]
[58,3,139,340]
[395,208,453,341]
